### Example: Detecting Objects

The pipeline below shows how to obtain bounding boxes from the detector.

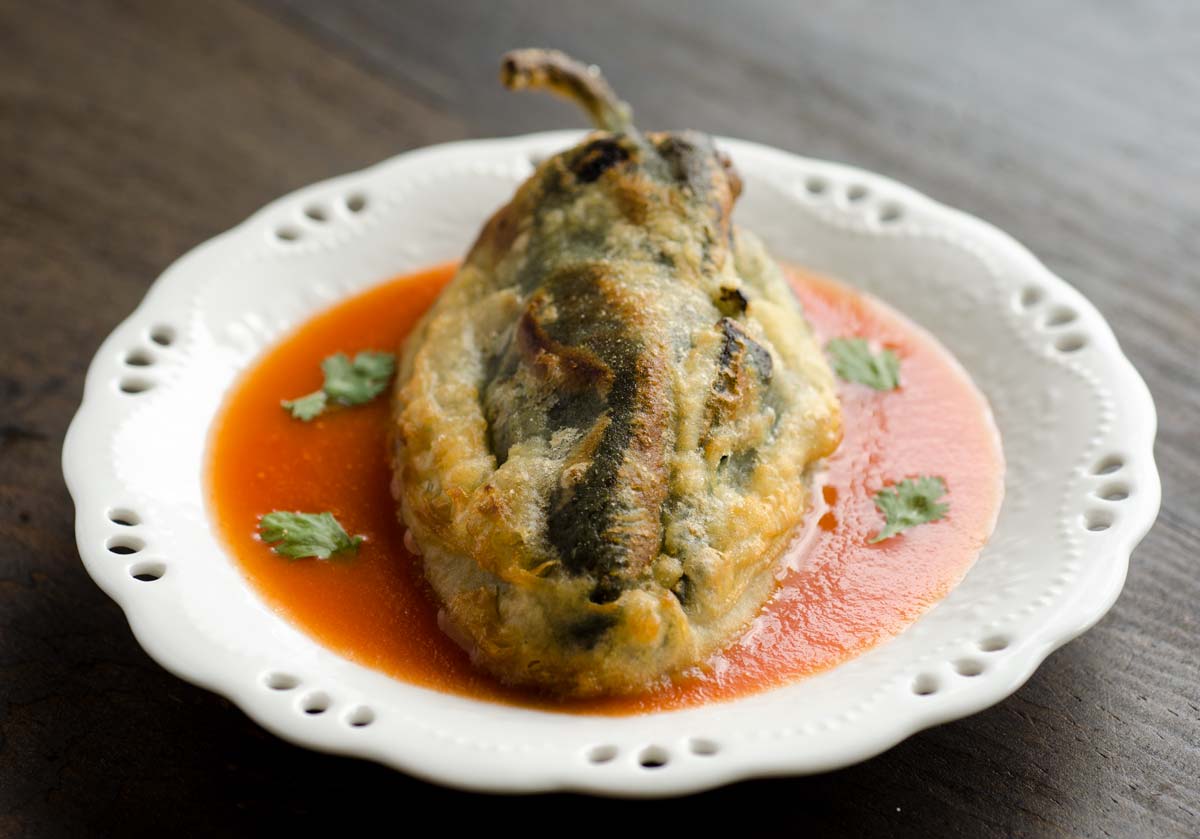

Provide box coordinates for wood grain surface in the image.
[2,1,1197,835]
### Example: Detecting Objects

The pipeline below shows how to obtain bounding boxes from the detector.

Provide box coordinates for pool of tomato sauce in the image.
[207,261,1003,715]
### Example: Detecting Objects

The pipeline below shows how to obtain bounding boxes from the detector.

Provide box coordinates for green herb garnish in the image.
[258,511,364,559]
[826,337,901,391]
[321,351,395,404]
[870,477,949,543]
[281,391,327,421]
[282,350,395,420]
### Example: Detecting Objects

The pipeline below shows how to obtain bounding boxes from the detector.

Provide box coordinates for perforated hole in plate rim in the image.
[587,745,618,764]
[688,738,720,756]
[264,672,300,691]
[804,175,829,195]
[1054,333,1088,353]
[118,377,154,394]
[301,692,331,715]
[638,746,670,769]
[107,508,140,527]
[1044,306,1078,327]
[1084,509,1115,532]
[912,674,940,696]
[954,659,985,677]
[344,192,368,213]
[345,706,375,728]
[878,202,904,223]
[106,535,144,555]
[124,348,154,367]
[978,635,1011,653]
[1019,286,1045,309]
[148,325,176,347]
[845,183,869,202]
[129,560,166,582]
[1095,483,1131,502]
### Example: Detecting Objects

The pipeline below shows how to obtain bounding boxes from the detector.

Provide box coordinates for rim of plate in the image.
[63,130,1160,797]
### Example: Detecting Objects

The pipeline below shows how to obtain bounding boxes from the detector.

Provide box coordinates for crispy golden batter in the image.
[390,49,841,696]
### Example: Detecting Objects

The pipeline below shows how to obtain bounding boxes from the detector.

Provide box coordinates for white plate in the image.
[63,131,1160,796]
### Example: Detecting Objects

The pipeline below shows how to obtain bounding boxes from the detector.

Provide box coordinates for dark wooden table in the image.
[3,1,1197,835]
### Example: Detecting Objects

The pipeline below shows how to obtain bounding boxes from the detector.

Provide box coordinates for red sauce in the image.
[207,262,1003,714]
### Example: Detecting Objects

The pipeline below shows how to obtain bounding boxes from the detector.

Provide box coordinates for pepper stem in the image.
[501,49,633,133]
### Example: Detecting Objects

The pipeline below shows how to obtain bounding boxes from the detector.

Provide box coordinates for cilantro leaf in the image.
[258,511,364,559]
[281,390,327,421]
[826,337,901,391]
[281,350,395,420]
[322,351,395,405]
[870,477,949,543]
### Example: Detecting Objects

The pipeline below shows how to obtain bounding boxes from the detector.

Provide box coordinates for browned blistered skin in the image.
[391,49,841,697]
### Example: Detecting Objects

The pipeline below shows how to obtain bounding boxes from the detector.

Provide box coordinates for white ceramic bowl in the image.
[63,131,1160,796]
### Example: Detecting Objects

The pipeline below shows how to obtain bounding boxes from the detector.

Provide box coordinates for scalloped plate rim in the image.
[63,130,1161,797]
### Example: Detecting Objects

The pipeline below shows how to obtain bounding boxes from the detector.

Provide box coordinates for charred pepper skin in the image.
[480,98,744,606]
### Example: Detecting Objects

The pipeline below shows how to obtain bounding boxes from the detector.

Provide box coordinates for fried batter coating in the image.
[390,49,841,696]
